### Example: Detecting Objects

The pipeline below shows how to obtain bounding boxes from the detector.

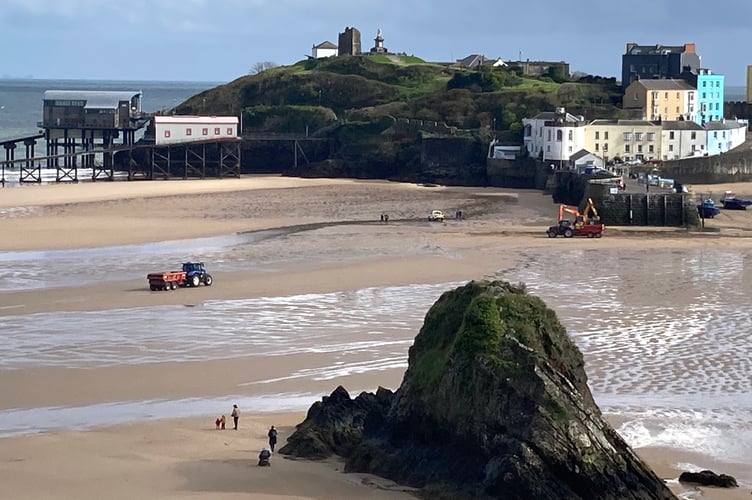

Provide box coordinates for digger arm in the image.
[558,204,581,221]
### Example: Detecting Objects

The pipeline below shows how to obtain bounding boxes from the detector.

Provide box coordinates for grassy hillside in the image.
[175,55,623,183]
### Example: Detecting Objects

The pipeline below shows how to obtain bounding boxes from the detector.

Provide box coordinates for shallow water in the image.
[1,236,751,475]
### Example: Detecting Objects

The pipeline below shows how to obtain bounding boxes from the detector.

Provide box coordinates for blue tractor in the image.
[183,262,213,287]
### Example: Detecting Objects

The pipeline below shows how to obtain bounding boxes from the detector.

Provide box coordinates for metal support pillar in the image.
[219,141,241,178]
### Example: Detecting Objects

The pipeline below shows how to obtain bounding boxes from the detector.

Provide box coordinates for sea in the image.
[0,78,221,141]
[1,79,751,486]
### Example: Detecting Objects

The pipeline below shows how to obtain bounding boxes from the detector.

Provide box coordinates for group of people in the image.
[379,213,390,222]
[214,404,241,430]
[214,404,279,467]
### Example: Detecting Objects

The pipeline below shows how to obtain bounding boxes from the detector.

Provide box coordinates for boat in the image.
[719,191,752,210]
[697,199,721,218]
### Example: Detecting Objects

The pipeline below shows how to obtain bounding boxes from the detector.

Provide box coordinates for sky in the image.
[1,0,750,85]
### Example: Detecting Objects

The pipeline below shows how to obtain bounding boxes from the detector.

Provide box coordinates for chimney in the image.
[684,43,696,53]
[626,43,636,53]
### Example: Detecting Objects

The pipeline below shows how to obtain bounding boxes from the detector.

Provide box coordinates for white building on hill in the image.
[522,108,587,166]
[312,41,338,59]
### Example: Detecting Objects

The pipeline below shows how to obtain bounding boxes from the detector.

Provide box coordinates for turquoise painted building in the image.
[680,68,724,124]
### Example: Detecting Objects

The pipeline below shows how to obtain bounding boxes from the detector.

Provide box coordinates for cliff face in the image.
[280,281,675,499]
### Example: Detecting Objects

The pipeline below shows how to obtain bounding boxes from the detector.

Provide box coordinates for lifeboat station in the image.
[1,89,241,184]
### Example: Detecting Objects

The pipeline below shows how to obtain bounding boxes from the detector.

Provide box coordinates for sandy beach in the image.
[1,175,751,499]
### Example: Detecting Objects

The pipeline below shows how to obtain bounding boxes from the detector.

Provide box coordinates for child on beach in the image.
[215,417,221,429]
[220,415,226,430]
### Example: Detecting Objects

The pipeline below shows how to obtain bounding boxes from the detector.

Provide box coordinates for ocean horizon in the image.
[0,77,223,142]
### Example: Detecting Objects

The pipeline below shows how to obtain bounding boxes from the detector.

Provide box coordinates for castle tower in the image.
[337,27,361,56]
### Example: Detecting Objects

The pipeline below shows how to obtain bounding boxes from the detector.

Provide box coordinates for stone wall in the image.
[657,143,752,184]
[588,183,700,227]
[486,157,549,189]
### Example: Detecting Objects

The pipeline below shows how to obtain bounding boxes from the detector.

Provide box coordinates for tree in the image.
[250,61,278,75]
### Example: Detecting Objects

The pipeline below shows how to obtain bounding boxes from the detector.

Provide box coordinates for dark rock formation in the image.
[679,470,738,488]
[280,280,675,499]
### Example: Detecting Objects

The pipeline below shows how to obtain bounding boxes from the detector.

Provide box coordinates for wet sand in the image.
[1,176,751,499]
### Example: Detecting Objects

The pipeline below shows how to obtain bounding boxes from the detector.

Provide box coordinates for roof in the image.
[704,120,747,130]
[661,121,704,130]
[589,119,658,127]
[43,90,141,109]
[625,43,694,55]
[314,41,337,49]
[153,115,239,124]
[529,111,583,123]
[456,54,487,68]
[570,149,596,161]
[628,79,695,91]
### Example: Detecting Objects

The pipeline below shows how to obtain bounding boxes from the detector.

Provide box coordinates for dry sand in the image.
[1,175,751,499]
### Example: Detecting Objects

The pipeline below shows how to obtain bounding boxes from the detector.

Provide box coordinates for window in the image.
[603,143,608,152]
[651,91,659,100]
[669,144,674,152]
[691,131,696,139]
[703,81,707,87]
[214,127,220,135]
[186,128,192,136]
[635,132,642,141]
[675,106,680,113]
[227,128,234,135]
[634,92,639,100]
[556,130,563,141]
[625,145,631,152]
[713,131,718,138]
[604,131,609,140]
[595,143,599,151]
[715,81,720,87]
[702,92,706,99]
[164,130,171,138]
[202,128,208,136]
[669,131,675,140]
[547,145,551,152]
[649,145,654,153]
[664,92,668,98]
[623,132,632,140]
[637,145,643,153]
[647,132,655,141]
[595,131,600,140]
[568,146,573,153]
[568,130,573,141]
[524,124,532,137]
[548,130,551,141]
[676,92,679,98]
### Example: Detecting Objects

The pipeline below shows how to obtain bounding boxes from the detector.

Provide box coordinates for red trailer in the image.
[147,262,213,291]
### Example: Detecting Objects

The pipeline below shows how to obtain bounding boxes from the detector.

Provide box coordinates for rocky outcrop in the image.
[280,280,675,499]
[679,470,738,488]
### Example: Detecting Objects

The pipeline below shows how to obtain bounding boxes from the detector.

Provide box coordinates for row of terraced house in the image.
[516,42,748,166]
[521,108,747,166]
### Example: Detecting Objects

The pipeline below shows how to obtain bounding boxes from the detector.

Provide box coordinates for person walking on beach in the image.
[220,415,226,430]
[268,425,278,452]
[231,404,239,430]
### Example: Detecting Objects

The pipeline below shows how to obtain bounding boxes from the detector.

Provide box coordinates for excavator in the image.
[547,198,604,238]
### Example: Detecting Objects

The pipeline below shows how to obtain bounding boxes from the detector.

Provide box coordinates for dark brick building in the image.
[621,42,701,90]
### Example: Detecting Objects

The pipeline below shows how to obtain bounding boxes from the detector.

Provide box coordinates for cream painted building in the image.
[660,121,706,160]
[585,120,662,162]
[623,79,697,122]
[747,65,752,103]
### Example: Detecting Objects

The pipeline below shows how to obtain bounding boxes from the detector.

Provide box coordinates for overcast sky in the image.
[1,0,749,85]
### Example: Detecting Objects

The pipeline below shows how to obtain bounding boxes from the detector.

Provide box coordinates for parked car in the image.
[428,210,445,222]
